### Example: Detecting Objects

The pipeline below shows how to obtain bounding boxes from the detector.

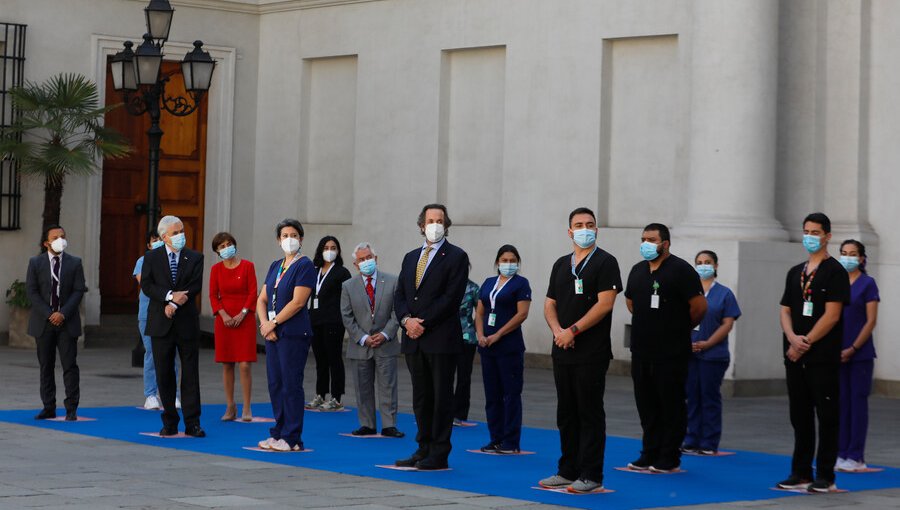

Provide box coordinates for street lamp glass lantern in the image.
[181,41,216,92]
[110,41,138,91]
[133,34,163,86]
[145,0,174,44]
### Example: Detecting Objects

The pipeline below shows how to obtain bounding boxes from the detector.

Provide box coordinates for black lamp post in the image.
[109,0,215,237]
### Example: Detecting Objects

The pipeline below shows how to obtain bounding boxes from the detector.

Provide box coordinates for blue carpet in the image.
[1,405,898,509]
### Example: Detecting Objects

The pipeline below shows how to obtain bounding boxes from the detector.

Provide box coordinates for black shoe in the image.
[64,409,77,421]
[395,451,427,467]
[776,474,812,490]
[480,443,500,453]
[184,425,206,438]
[680,444,699,454]
[381,427,405,438]
[649,461,680,473]
[352,426,377,436]
[415,458,449,470]
[496,446,521,454]
[627,454,653,471]
[34,408,56,420]
[159,426,178,436]
[807,478,836,493]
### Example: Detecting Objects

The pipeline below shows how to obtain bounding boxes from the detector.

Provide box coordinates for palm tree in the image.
[0,73,131,231]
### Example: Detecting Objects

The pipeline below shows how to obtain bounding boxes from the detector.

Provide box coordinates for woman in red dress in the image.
[209,232,258,421]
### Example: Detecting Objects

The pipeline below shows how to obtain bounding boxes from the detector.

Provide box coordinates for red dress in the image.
[209,259,258,362]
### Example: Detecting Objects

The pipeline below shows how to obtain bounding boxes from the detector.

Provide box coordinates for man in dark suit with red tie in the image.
[394,204,469,470]
[141,215,206,437]
[26,225,86,421]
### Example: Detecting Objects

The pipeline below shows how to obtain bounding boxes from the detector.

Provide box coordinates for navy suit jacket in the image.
[25,252,86,338]
[141,246,204,338]
[394,240,469,354]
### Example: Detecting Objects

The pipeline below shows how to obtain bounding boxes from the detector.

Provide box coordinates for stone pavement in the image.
[0,342,898,509]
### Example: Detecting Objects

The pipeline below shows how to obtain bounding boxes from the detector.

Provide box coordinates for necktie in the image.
[415,246,432,288]
[169,252,178,284]
[365,276,375,315]
[50,256,60,312]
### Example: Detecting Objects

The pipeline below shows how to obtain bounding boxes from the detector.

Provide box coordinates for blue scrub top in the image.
[264,256,317,339]
[478,274,531,356]
[691,281,741,361]
[133,256,149,321]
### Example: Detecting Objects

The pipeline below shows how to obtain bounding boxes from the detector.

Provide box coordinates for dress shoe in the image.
[395,451,427,467]
[34,408,56,420]
[415,458,449,470]
[381,427,405,438]
[159,426,178,436]
[352,426,377,436]
[185,425,206,438]
[65,409,77,421]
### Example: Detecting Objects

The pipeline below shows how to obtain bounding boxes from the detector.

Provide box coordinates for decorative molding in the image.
[128,0,384,14]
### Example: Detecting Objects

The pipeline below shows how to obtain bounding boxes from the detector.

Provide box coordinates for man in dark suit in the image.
[141,215,206,437]
[394,204,469,470]
[26,225,86,421]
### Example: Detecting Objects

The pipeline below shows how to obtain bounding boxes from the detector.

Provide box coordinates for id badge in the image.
[802,301,814,317]
[650,294,660,309]
[267,310,276,321]
[574,279,584,295]
[312,298,319,309]
[488,313,497,327]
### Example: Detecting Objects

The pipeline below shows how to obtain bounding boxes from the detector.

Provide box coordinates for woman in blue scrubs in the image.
[255,219,316,452]
[682,250,741,455]
[475,245,532,454]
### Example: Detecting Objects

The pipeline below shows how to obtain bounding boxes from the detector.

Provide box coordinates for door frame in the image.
[86,35,237,325]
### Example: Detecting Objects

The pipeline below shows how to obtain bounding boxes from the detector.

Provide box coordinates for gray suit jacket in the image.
[25,252,86,338]
[341,271,401,360]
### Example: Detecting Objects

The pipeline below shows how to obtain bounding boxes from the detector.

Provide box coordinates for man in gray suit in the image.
[25,225,87,421]
[340,242,404,438]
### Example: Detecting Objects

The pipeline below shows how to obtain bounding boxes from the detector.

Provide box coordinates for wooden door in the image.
[99,60,208,314]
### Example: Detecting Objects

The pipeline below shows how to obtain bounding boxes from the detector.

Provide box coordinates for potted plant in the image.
[5,279,34,348]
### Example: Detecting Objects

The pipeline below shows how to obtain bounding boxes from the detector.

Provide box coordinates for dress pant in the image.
[36,325,79,412]
[838,360,873,462]
[554,358,609,483]
[482,351,524,450]
[311,324,345,400]
[452,343,477,420]
[406,350,456,463]
[152,330,201,430]
[267,335,310,447]
[349,355,399,430]
[786,360,840,481]
[632,358,689,467]
[684,358,729,451]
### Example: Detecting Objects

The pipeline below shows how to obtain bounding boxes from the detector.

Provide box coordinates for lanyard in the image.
[315,263,334,297]
[272,257,294,310]
[570,246,597,279]
[800,263,817,302]
[489,275,511,311]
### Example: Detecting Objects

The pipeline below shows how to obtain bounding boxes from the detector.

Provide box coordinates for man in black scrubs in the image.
[776,212,849,493]
[625,223,707,473]
[540,207,622,493]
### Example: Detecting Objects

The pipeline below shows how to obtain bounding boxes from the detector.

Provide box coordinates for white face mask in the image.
[50,238,67,254]
[424,223,445,243]
[323,249,337,262]
[281,237,300,254]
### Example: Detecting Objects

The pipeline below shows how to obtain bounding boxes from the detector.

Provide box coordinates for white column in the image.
[678,0,787,241]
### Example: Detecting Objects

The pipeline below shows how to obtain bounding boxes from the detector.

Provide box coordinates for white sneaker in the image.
[258,437,276,450]
[175,398,182,409]
[269,439,300,452]
[844,459,868,471]
[835,457,847,470]
[143,395,161,410]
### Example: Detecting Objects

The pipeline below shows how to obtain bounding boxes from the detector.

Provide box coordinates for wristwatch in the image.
[271,318,278,325]
[400,316,410,326]
[241,308,248,314]
[570,324,580,335]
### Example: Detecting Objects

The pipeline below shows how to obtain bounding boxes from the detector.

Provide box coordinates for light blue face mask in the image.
[218,245,236,260]
[802,234,822,254]
[498,262,519,277]
[151,240,165,250]
[695,264,715,280]
[358,258,377,276]
[839,255,860,272]
[170,233,187,251]
[572,228,597,249]
[640,241,660,261]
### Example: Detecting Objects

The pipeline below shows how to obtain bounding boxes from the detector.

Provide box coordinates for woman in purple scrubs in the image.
[836,240,880,472]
